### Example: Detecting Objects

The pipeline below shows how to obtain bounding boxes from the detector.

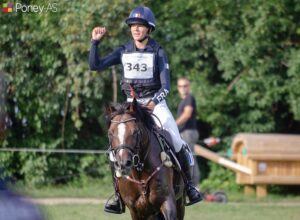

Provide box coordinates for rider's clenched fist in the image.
[92,27,106,41]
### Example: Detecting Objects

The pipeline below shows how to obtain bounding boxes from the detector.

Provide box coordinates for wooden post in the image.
[256,185,267,198]
[244,185,255,196]
[0,71,7,142]
[112,66,117,102]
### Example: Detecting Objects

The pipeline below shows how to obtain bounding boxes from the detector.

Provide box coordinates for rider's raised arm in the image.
[89,40,123,71]
[152,48,171,104]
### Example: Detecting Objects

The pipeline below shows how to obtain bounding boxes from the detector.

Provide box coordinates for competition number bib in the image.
[122,53,154,79]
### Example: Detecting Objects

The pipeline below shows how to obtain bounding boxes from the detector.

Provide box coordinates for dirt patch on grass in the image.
[26,197,300,207]
[26,198,105,205]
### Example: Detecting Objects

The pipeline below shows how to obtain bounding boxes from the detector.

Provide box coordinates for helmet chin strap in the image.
[137,35,149,43]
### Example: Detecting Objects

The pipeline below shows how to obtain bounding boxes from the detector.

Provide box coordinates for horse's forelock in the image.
[106,101,156,129]
[106,102,130,126]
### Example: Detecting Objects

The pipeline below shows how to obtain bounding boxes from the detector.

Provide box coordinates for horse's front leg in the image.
[159,196,177,220]
[128,209,140,220]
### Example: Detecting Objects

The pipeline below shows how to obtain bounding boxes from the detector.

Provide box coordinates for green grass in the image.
[41,202,300,220]
[220,189,300,203]
[10,180,300,220]
[14,179,300,203]
[12,179,114,198]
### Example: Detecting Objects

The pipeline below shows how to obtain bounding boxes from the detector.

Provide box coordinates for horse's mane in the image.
[106,101,156,130]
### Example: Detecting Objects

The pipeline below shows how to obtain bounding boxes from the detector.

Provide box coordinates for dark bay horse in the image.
[106,99,185,220]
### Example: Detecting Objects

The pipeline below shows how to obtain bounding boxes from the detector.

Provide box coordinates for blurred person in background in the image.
[176,77,200,186]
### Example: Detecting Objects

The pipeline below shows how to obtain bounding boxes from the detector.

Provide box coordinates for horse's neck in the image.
[133,123,159,167]
[143,131,161,168]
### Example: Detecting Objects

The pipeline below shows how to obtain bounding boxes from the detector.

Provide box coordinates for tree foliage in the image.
[0,0,300,185]
[183,0,300,138]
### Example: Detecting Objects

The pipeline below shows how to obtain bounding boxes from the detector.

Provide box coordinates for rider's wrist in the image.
[91,39,100,44]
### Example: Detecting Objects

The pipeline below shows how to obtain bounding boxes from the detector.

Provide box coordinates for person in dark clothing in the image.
[176,77,200,185]
[89,6,202,214]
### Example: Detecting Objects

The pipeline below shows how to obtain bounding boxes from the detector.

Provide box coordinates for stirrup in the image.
[185,185,203,206]
[104,193,125,214]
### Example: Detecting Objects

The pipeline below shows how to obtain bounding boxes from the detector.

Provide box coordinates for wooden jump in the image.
[194,133,300,198]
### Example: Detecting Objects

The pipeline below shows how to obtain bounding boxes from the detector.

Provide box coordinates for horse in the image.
[105,99,185,220]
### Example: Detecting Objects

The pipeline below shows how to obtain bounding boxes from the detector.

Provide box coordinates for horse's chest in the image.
[131,191,164,212]
[120,179,168,209]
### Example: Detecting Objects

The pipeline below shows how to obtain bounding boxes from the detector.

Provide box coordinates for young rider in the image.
[89,6,202,214]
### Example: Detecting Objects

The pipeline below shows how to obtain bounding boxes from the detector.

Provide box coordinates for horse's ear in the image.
[105,103,116,127]
[129,98,137,113]
[105,103,115,116]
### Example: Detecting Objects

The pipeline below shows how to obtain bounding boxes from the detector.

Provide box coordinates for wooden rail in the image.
[194,144,252,175]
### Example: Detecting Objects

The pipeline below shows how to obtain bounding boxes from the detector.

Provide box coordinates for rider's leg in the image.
[176,144,203,205]
[104,161,125,214]
[152,100,202,206]
[180,129,200,186]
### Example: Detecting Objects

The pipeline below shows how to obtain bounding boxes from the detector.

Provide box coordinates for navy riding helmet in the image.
[125,6,156,31]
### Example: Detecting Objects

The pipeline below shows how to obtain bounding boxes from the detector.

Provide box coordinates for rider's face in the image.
[130,24,149,41]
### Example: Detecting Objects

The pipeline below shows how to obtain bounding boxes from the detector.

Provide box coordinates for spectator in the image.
[176,77,200,185]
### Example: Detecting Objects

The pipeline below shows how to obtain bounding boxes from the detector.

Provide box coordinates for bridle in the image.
[108,113,165,196]
[111,117,136,124]
[109,116,146,172]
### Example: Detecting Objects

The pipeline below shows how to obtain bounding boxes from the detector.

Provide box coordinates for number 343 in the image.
[125,63,147,72]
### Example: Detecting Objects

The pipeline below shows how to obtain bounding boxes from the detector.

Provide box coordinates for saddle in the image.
[153,128,185,197]
[153,128,181,171]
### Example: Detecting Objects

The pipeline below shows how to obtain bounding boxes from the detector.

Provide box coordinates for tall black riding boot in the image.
[177,145,203,206]
[104,162,125,214]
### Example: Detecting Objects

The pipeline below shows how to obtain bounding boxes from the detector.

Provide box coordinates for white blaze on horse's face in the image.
[118,122,126,145]
[117,122,126,158]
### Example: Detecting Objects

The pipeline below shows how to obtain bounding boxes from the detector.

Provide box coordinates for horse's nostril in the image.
[115,162,121,168]
[125,160,132,167]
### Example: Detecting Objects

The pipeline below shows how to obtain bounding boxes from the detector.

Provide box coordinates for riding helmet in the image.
[125,6,156,31]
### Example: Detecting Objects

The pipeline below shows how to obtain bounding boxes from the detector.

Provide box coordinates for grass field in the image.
[42,202,300,220]
[12,180,300,220]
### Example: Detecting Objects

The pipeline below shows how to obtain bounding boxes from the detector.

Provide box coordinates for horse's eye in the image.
[133,129,140,136]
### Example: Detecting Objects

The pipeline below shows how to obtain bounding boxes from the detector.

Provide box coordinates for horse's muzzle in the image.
[115,161,132,177]
[112,144,136,176]
[115,155,133,176]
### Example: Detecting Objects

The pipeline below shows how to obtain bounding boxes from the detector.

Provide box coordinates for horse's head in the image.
[106,99,146,176]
